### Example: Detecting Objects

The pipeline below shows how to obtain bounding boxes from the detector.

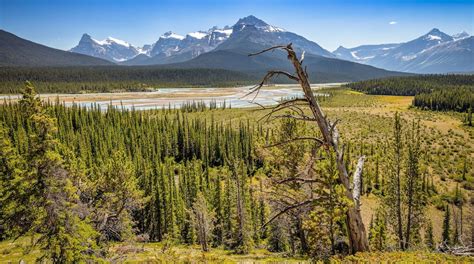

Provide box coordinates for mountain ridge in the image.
[332,28,472,73]
[70,15,335,66]
[0,30,113,67]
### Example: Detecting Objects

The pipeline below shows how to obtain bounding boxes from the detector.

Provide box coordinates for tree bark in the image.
[353,156,366,209]
[250,44,369,253]
[286,45,368,253]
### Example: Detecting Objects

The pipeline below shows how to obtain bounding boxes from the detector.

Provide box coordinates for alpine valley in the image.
[1,4,474,263]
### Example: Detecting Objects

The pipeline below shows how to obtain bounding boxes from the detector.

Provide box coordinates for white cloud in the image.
[389,21,397,25]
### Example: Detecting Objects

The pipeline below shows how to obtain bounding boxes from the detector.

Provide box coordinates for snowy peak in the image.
[70,33,139,62]
[332,28,472,73]
[149,26,233,59]
[79,34,132,47]
[452,31,470,40]
[187,31,208,39]
[160,31,185,40]
[421,28,453,42]
[80,33,93,42]
[100,37,131,47]
[212,26,233,36]
[235,15,269,28]
[234,15,285,33]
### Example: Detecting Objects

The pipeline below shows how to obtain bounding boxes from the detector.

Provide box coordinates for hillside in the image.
[0,30,113,66]
[165,48,411,82]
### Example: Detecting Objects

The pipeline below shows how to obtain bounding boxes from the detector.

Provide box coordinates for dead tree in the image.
[248,44,369,253]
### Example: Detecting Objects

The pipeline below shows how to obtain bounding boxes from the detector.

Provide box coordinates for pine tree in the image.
[425,221,435,250]
[189,191,215,251]
[453,184,464,245]
[404,120,425,249]
[89,150,145,242]
[232,160,253,254]
[374,155,380,191]
[442,205,451,246]
[268,218,289,252]
[7,82,98,262]
[0,122,26,239]
[385,112,405,250]
[368,209,387,251]
[466,107,472,126]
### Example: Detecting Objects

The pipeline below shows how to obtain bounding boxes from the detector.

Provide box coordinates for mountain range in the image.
[70,16,336,66]
[68,16,471,74]
[1,15,470,79]
[333,29,472,73]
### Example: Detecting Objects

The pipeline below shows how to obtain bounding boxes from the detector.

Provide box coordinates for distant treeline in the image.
[0,66,256,94]
[347,75,474,112]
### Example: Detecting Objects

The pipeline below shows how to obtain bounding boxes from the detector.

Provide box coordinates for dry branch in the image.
[262,198,319,229]
[249,43,369,253]
[264,137,323,148]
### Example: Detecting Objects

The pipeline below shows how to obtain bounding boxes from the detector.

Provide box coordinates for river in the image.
[0,83,344,110]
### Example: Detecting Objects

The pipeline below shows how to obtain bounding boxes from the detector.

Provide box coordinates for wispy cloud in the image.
[389,21,398,25]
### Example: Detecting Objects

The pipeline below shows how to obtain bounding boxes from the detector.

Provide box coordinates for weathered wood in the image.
[249,44,369,253]
[352,156,366,210]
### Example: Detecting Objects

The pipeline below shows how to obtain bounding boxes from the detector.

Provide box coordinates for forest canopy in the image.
[0,66,256,94]
[346,75,474,112]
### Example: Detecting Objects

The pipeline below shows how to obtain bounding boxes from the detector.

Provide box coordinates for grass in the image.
[2,238,472,263]
[109,243,309,263]
[0,238,309,263]
[333,251,473,263]
[0,237,41,264]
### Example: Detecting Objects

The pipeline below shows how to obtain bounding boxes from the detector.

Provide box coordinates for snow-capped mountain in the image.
[216,15,334,58]
[452,31,470,40]
[399,36,473,73]
[149,31,184,57]
[139,27,233,65]
[333,43,400,64]
[332,28,472,73]
[69,18,470,73]
[70,34,141,62]
[234,15,285,33]
[71,15,333,65]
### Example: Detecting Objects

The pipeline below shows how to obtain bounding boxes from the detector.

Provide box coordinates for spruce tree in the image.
[442,205,451,246]
[368,209,387,251]
[8,82,98,262]
[189,191,215,251]
[425,221,435,250]
[385,112,405,250]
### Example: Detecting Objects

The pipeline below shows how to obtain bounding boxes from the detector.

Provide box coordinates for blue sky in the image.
[1,0,472,51]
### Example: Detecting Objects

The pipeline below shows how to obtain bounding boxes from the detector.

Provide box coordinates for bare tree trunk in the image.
[249,44,369,253]
[353,156,366,209]
[286,46,368,253]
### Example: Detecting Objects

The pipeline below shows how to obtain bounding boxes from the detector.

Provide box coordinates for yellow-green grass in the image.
[0,239,308,263]
[333,251,473,263]
[0,237,41,263]
[2,238,472,263]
